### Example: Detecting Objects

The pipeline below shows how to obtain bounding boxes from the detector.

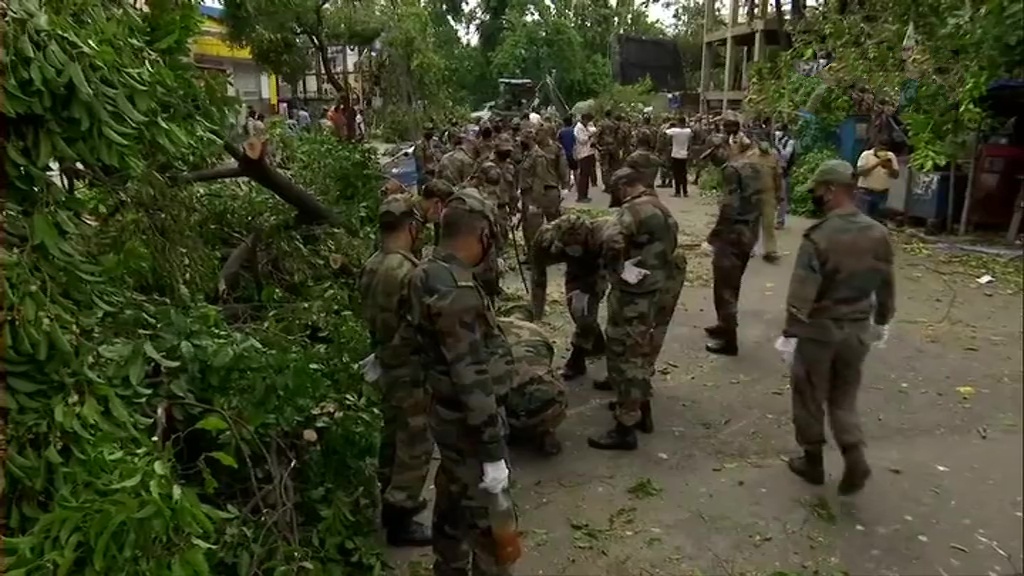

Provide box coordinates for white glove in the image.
[496,257,507,272]
[774,336,797,365]
[479,460,510,494]
[568,291,589,319]
[357,354,381,382]
[872,323,890,348]
[700,241,715,255]
[620,258,650,285]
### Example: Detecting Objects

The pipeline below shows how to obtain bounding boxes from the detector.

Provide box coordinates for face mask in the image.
[810,193,827,215]
[564,245,584,258]
[496,151,511,162]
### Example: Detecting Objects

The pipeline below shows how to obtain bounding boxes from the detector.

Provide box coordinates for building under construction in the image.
[698,0,795,113]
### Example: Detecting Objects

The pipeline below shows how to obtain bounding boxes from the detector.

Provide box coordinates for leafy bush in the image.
[788,147,843,216]
[3,1,387,574]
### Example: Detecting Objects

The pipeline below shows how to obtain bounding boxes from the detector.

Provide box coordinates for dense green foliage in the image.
[3,1,387,573]
[747,0,1024,170]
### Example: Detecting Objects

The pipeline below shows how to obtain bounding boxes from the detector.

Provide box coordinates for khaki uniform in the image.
[785,205,895,451]
[744,143,784,257]
[437,146,476,187]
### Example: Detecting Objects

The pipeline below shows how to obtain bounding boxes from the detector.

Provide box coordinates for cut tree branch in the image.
[176,164,244,185]
[222,139,342,227]
[218,230,261,300]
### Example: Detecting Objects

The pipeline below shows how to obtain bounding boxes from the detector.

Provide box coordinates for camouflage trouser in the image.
[599,151,620,189]
[507,373,568,439]
[522,187,562,249]
[568,287,607,353]
[758,193,779,256]
[606,287,658,427]
[378,372,433,512]
[649,251,687,376]
[791,325,871,450]
[711,222,758,330]
[431,408,514,576]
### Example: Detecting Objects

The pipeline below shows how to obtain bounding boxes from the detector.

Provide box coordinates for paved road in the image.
[390,188,1024,576]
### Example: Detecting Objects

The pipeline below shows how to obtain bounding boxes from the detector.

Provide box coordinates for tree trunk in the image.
[775,0,791,49]
[310,34,345,95]
[175,164,244,184]
[218,230,261,300]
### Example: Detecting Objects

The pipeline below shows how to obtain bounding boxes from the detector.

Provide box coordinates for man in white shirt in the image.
[855,137,899,221]
[529,110,543,125]
[573,112,597,203]
[664,119,693,197]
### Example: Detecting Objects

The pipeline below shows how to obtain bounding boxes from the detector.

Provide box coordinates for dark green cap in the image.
[806,159,856,192]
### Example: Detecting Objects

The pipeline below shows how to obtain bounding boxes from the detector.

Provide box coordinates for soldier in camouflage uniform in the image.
[402,189,518,575]
[520,126,570,248]
[656,115,674,187]
[635,114,657,154]
[379,177,408,200]
[529,212,611,379]
[475,125,496,163]
[358,194,432,546]
[596,111,621,189]
[588,167,680,451]
[437,134,477,187]
[413,125,442,185]
[702,134,764,356]
[744,141,784,263]
[497,309,569,456]
[473,140,519,248]
[720,111,753,160]
[781,159,895,496]
[624,131,663,190]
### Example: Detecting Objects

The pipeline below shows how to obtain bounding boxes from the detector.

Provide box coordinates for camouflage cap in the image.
[806,159,857,191]
[446,187,498,226]
[379,193,419,218]
[421,179,456,201]
[609,166,642,188]
[495,139,514,152]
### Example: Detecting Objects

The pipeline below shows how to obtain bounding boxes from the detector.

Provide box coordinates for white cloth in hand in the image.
[479,460,510,494]
[872,323,890,348]
[568,291,589,319]
[700,241,715,255]
[620,258,650,285]
[358,354,381,382]
[774,336,797,365]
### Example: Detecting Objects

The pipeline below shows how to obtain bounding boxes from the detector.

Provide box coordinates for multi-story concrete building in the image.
[192,4,279,113]
[698,0,798,113]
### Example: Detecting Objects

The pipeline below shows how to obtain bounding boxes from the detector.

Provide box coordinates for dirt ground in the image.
[389,185,1024,576]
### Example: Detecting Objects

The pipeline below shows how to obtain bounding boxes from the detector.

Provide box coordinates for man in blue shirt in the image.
[557,115,577,187]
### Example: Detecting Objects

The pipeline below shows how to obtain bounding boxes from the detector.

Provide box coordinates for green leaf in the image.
[110,473,144,489]
[211,347,234,367]
[195,415,229,432]
[154,460,169,475]
[207,451,237,468]
[183,547,211,575]
[128,352,146,386]
[31,213,60,253]
[67,61,93,98]
[7,376,43,393]
[143,341,181,368]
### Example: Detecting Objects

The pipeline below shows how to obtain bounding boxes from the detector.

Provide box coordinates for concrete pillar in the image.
[698,0,713,114]
[723,36,734,112]
[753,29,765,62]
[741,46,750,90]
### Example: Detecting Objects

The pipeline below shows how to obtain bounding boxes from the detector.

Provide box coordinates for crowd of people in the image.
[361,107,898,575]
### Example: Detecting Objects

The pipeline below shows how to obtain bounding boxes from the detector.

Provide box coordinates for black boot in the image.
[592,378,613,391]
[587,422,638,451]
[703,324,728,339]
[561,347,587,380]
[538,431,563,456]
[705,335,739,356]
[838,445,872,495]
[605,400,653,434]
[382,504,432,547]
[762,252,781,264]
[786,449,825,486]
[589,332,607,358]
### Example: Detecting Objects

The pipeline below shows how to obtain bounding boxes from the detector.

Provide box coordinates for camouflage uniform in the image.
[744,142,784,260]
[624,146,663,191]
[414,135,442,184]
[590,169,681,450]
[529,213,612,375]
[655,121,673,186]
[705,145,764,355]
[596,116,621,187]
[404,190,516,575]
[784,160,896,495]
[358,195,432,544]
[473,148,517,246]
[438,145,477,187]
[520,130,569,248]
[498,316,568,455]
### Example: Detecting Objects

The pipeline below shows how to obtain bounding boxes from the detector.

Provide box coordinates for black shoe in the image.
[578,197,592,203]
[786,450,825,486]
[561,347,587,380]
[838,445,872,495]
[762,252,781,264]
[605,400,653,434]
[673,193,682,198]
[587,422,638,451]
[592,378,614,391]
[704,324,728,339]
[538,432,563,456]
[385,519,432,547]
[705,339,739,356]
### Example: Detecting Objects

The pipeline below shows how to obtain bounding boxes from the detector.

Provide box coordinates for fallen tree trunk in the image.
[218,230,261,301]
[176,164,244,184]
